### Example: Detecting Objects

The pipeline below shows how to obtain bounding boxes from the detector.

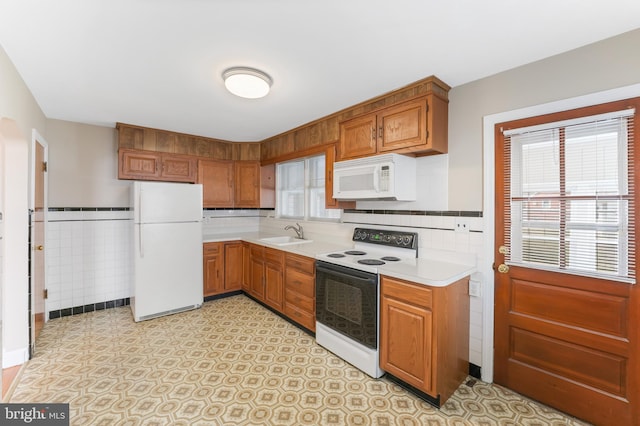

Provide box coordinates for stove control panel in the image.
[352,228,418,249]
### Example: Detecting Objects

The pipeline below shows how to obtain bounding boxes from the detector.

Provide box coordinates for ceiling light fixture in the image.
[222,67,272,99]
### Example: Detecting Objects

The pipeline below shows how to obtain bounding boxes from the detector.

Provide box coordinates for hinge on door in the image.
[42,161,48,172]
[43,289,48,299]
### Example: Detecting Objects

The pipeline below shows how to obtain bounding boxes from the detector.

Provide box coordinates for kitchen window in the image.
[276,154,341,221]
[503,107,636,283]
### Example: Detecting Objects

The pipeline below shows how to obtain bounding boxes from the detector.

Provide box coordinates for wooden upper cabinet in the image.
[119,148,196,182]
[324,144,355,210]
[198,159,234,207]
[377,97,427,152]
[197,160,261,208]
[119,149,161,180]
[338,94,448,160]
[161,155,197,182]
[338,114,378,159]
[234,161,260,208]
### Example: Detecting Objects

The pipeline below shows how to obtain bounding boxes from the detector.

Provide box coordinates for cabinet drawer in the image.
[285,253,315,275]
[264,247,284,264]
[250,245,263,259]
[285,288,314,312]
[203,242,222,255]
[285,269,314,298]
[381,275,432,309]
[284,303,316,331]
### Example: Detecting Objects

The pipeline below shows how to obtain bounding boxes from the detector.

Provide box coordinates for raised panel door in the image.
[203,253,223,297]
[264,259,283,312]
[234,161,260,207]
[380,276,434,395]
[242,242,251,292]
[198,159,234,207]
[119,149,161,180]
[224,242,243,291]
[377,97,427,153]
[250,247,265,300]
[338,113,377,160]
[161,154,197,183]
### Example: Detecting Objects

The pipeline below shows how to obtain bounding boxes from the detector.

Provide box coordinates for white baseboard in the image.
[3,347,29,368]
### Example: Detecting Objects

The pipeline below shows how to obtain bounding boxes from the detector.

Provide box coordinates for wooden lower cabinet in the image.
[242,242,251,293]
[247,244,284,311]
[203,242,224,297]
[380,275,469,406]
[284,253,316,331]
[223,242,243,291]
[203,241,243,297]
[245,244,317,330]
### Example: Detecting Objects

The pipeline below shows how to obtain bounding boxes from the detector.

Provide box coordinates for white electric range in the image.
[314,227,418,378]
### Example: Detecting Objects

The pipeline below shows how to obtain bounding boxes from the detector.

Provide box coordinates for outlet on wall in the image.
[454,217,470,233]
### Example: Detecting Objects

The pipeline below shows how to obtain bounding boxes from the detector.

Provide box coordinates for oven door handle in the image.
[316,264,377,284]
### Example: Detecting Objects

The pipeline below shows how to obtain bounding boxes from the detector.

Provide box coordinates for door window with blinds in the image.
[502,107,636,283]
[276,154,341,221]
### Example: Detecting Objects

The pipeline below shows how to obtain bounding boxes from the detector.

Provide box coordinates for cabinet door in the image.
[324,144,355,209]
[264,260,283,311]
[264,248,284,312]
[161,154,197,183]
[338,113,378,160]
[234,161,260,207]
[203,244,224,297]
[119,149,161,180]
[197,159,234,207]
[224,242,243,291]
[380,277,433,393]
[377,97,427,153]
[250,247,265,299]
[242,242,251,292]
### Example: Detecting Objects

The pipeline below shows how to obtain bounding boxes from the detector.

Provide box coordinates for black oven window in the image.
[326,279,363,325]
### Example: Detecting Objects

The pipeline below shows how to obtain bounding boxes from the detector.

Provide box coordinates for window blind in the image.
[503,108,636,283]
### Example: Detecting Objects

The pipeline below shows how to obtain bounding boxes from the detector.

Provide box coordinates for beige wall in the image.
[448,28,640,211]
[0,44,46,367]
[45,120,129,207]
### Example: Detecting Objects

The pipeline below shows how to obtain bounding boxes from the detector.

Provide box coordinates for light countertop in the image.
[202,232,475,287]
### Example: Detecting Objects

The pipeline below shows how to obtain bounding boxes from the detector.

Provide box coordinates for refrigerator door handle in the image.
[139,224,144,258]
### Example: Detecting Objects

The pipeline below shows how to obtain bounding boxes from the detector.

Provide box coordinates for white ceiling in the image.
[1,0,640,142]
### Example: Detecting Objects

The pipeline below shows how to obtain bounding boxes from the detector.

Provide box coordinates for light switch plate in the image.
[469,279,481,297]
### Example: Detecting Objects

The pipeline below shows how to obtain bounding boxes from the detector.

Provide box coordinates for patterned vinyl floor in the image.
[8,295,590,425]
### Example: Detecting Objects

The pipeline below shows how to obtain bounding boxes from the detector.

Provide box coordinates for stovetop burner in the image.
[316,228,419,273]
[358,259,385,266]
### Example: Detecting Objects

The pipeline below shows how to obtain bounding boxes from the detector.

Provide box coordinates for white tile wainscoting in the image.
[46,208,132,319]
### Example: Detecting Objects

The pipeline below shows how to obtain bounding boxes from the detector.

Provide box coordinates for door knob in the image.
[36,245,44,251]
[498,245,509,255]
[497,264,509,273]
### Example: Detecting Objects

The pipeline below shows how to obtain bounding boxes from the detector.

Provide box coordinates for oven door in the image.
[315,260,378,349]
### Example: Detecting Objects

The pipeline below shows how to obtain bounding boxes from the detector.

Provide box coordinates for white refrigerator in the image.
[131,181,203,322]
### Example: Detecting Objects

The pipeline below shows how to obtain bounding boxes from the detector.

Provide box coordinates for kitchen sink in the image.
[259,236,313,246]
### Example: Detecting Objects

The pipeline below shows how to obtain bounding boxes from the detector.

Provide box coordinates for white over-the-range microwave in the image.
[333,153,416,201]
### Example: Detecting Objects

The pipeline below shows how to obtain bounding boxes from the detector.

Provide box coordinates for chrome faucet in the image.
[284,222,304,240]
